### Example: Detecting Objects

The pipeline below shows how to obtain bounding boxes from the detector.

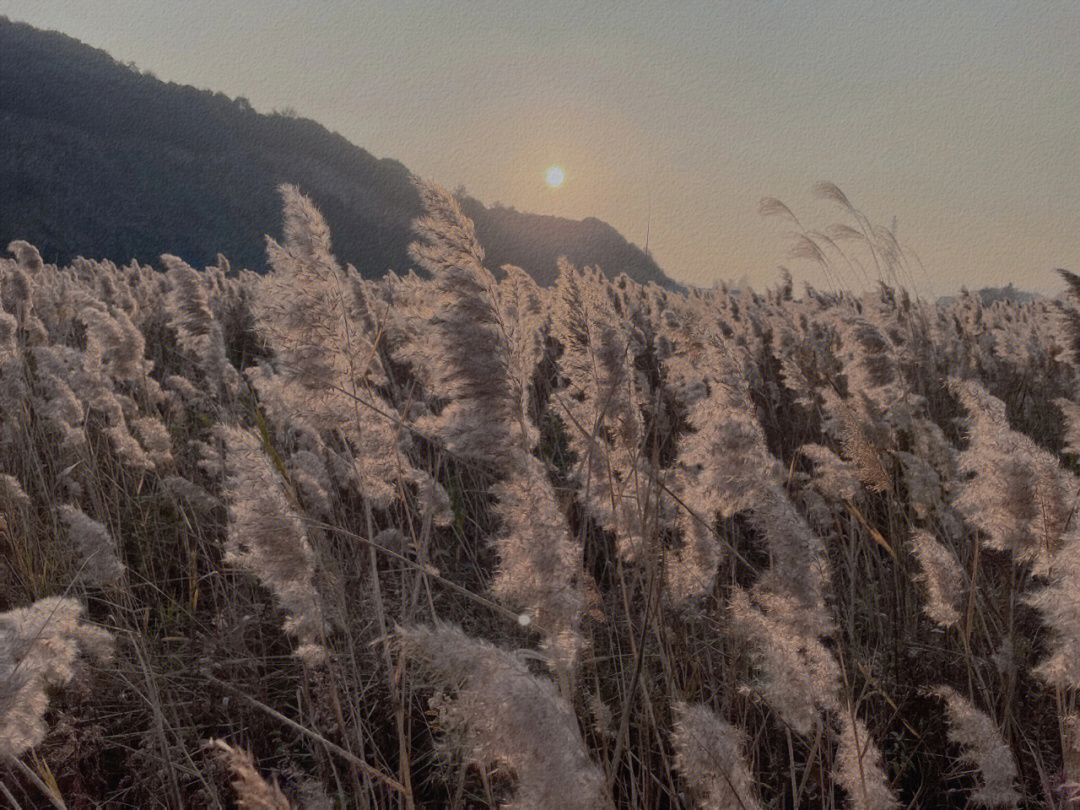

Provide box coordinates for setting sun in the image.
[545,165,565,188]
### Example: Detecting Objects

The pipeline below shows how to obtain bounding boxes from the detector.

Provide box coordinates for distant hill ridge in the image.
[0,16,677,288]
[937,283,1039,307]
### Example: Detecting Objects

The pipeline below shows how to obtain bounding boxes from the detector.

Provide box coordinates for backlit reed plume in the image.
[407,468,454,527]
[1053,269,1080,367]
[729,587,839,736]
[256,185,383,397]
[217,425,326,665]
[91,388,155,470]
[0,310,16,362]
[750,486,832,624]
[1061,713,1080,804]
[164,373,204,407]
[32,323,150,468]
[4,240,40,320]
[79,300,147,383]
[833,710,899,810]
[497,263,547,450]
[0,312,28,452]
[162,474,220,514]
[896,450,950,522]
[951,377,1075,574]
[0,596,113,758]
[670,336,779,601]
[131,414,174,468]
[699,367,840,737]
[253,184,403,508]
[58,503,124,587]
[491,454,586,683]
[840,319,899,398]
[933,686,1021,808]
[402,178,527,468]
[910,530,963,628]
[800,443,859,502]
[670,701,761,810]
[1024,531,1080,689]
[287,448,335,521]
[404,182,585,680]
[206,739,293,810]
[822,389,892,494]
[398,622,607,809]
[552,258,654,561]
[1056,397,1080,457]
[163,254,235,391]
[0,472,28,510]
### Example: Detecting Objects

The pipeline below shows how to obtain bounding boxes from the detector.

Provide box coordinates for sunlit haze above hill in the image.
[3,1,1077,297]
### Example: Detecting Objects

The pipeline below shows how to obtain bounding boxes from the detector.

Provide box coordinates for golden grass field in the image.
[2,180,1079,808]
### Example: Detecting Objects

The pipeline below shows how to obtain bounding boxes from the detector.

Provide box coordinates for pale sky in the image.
[3,1,1077,296]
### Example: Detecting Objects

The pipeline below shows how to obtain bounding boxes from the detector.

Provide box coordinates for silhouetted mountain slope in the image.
[0,17,678,287]
[459,198,671,287]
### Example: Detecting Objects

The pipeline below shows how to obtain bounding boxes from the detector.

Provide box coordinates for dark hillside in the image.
[0,17,678,287]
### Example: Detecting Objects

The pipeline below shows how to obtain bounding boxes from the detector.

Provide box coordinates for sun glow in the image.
[545,165,565,188]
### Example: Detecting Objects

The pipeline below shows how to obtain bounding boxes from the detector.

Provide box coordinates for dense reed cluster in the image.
[1,180,1078,808]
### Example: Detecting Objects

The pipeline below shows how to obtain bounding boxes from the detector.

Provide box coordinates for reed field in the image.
[3,179,1080,808]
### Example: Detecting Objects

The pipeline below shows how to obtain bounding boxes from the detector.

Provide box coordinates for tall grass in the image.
[0,183,1078,808]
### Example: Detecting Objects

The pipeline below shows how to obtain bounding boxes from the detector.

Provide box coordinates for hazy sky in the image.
[3,1,1077,295]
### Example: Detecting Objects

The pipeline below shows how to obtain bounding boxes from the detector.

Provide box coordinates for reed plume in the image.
[131,414,174,468]
[729,587,839,736]
[0,596,113,759]
[1061,713,1080,805]
[402,178,526,468]
[750,486,832,625]
[217,425,326,665]
[402,182,587,688]
[832,711,899,810]
[1024,531,1080,689]
[163,254,235,391]
[670,701,761,810]
[951,377,1075,574]
[491,454,586,682]
[910,530,963,628]
[933,686,1021,808]
[669,335,778,600]
[823,389,892,494]
[840,319,898,397]
[206,739,293,810]
[552,258,655,561]
[397,622,607,809]
[1056,397,1080,457]
[79,301,147,383]
[254,184,403,508]
[496,263,547,451]
[800,443,859,502]
[0,473,29,515]
[58,503,124,587]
